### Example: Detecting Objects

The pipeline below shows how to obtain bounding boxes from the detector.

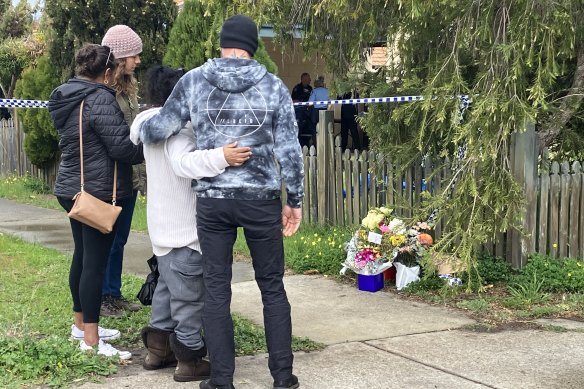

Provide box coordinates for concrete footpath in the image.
[1,198,584,388]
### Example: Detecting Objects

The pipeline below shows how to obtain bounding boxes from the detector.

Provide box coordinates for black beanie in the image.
[220,15,259,57]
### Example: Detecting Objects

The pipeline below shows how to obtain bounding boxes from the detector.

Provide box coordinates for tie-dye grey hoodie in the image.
[138,58,304,208]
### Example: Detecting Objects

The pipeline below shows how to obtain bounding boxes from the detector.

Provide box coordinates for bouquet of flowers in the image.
[393,221,434,267]
[342,207,408,275]
[342,205,436,276]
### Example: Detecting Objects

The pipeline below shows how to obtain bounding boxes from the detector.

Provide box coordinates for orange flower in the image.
[417,233,433,246]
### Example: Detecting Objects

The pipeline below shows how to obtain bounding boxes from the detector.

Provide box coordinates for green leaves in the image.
[45,0,177,74]
[14,54,61,168]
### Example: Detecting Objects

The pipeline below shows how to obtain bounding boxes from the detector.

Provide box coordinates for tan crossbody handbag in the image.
[68,99,122,233]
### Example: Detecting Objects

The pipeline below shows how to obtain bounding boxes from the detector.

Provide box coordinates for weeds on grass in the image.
[517,254,584,293]
[284,224,354,276]
[0,336,117,388]
[0,175,59,209]
[507,271,550,306]
[456,298,491,312]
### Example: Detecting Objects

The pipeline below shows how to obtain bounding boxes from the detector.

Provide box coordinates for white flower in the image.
[388,218,406,234]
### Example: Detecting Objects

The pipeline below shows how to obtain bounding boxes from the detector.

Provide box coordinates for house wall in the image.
[262,38,329,95]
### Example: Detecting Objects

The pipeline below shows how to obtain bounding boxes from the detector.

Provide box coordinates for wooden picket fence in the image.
[3,108,584,265]
[305,111,584,266]
[0,117,58,187]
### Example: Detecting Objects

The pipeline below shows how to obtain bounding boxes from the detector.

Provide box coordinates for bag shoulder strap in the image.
[78,99,118,205]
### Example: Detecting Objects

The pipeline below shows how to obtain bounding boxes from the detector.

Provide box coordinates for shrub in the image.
[14,54,61,168]
[21,175,51,194]
[402,276,446,292]
[461,253,514,285]
[514,254,584,293]
[164,1,277,74]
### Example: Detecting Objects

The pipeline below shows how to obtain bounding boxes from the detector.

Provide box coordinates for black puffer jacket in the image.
[48,79,143,202]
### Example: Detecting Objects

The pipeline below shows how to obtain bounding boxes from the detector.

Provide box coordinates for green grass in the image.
[0,234,322,388]
[131,194,147,232]
[0,174,149,232]
[456,298,491,312]
[0,174,60,210]
[228,223,356,277]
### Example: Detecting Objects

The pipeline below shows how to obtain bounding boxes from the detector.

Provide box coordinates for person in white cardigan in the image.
[130,66,251,383]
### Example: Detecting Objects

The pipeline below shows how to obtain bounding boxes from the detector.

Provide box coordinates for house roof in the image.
[368,46,389,67]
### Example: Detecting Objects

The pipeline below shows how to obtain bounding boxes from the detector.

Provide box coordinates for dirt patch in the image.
[234,253,251,263]
[461,321,542,333]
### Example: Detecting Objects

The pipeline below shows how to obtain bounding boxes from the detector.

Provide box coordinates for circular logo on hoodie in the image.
[206,86,270,138]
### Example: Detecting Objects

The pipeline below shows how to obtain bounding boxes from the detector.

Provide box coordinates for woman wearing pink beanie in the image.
[100,24,145,318]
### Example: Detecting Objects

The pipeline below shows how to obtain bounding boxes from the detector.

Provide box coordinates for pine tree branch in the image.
[538,45,584,148]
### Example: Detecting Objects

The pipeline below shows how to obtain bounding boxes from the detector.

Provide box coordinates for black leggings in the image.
[58,197,115,323]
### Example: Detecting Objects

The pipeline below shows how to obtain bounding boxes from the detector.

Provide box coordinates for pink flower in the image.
[380,224,390,234]
[354,248,378,269]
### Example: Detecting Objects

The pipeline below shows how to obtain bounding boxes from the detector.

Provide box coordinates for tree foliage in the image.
[44,0,177,77]
[237,0,584,287]
[14,54,61,167]
[165,0,277,73]
[0,0,37,98]
[0,0,32,39]
[163,0,215,69]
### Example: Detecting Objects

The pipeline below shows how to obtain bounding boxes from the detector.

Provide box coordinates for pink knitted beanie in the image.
[101,25,143,59]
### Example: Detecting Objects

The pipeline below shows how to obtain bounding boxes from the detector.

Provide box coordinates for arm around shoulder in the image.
[166,132,229,180]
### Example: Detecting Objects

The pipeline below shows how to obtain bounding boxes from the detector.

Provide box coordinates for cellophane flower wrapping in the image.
[341,208,435,277]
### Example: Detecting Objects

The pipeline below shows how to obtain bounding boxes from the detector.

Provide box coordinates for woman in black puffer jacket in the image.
[48,44,143,360]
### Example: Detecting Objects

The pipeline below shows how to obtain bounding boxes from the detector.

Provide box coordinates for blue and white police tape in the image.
[1,95,471,109]
[293,95,470,107]
[0,99,48,108]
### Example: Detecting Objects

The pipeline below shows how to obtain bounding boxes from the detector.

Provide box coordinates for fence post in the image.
[510,122,538,267]
[316,110,334,224]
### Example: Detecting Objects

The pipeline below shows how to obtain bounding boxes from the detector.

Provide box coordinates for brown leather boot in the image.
[169,333,210,382]
[141,327,177,370]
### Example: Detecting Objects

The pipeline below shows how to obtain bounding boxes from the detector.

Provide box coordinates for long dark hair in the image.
[75,44,116,79]
[143,65,185,107]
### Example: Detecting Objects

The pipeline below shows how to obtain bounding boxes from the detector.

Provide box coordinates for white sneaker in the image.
[71,324,121,341]
[80,339,132,360]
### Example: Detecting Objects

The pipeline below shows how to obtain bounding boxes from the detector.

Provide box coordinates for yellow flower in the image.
[379,207,392,216]
[390,234,406,246]
[300,236,304,240]
[568,273,572,277]
[553,243,558,248]
[312,242,316,246]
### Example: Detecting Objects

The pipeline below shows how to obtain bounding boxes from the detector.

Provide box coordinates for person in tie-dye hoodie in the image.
[133,15,303,389]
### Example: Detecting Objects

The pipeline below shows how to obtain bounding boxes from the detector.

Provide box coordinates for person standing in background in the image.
[291,73,312,103]
[339,92,361,151]
[291,73,312,148]
[307,76,329,146]
[100,25,144,317]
